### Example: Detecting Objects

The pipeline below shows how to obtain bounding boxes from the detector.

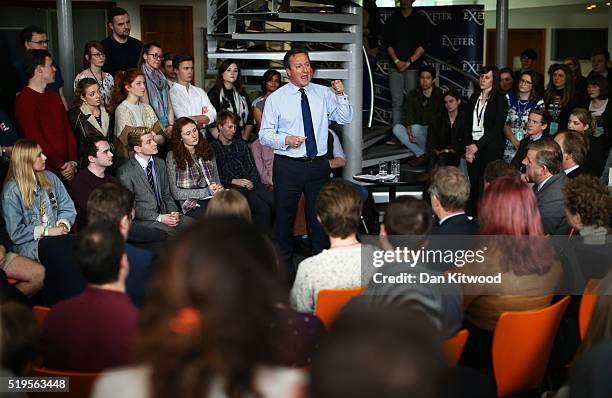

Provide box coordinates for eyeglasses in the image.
[519,78,533,85]
[29,40,48,45]
[90,53,106,58]
[147,53,164,60]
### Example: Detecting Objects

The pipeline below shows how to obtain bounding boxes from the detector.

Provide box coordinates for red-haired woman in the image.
[112,68,164,164]
[166,117,223,218]
[458,176,562,374]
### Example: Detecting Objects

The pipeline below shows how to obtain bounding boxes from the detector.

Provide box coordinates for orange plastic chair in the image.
[579,279,601,340]
[32,305,51,326]
[444,329,469,367]
[29,367,102,398]
[492,296,570,397]
[315,287,365,328]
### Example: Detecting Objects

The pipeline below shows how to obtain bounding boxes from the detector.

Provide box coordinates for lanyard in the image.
[475,96,487,127]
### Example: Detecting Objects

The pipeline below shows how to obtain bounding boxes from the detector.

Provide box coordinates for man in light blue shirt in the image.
[260,49,353,275]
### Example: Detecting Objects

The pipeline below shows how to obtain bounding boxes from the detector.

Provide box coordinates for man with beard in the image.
[101,7,143,77]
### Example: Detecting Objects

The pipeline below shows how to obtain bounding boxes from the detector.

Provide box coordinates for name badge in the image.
[549,122,559,135]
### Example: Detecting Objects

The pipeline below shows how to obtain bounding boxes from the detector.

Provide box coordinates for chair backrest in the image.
[443,329,469,367]
[579,278,602,340]
[32,305,50,326]
[492,296,570,397]
[29,367,102,398]
[315,287,365,328]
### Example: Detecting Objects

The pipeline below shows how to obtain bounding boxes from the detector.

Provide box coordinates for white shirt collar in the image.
[439,212,465,225]
[135,154,152,170]
[538,174,554,191]
[564,165,579,174]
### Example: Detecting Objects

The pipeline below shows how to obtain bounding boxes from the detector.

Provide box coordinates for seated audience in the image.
[68,78,112,161]
[118,131,189,238]
[483,159,520,189]
[0,212,44,297]
[291,180,369,313]
[207,60,253,141]
[555,130,588,179]
[392,65,444,166]
[310,305,451,398]
[0,302,40,377]
[361,196,464,338]
[460,176,562,373]
[14,50,77,181]
[212,111,274,232]
[563,175,611,244]
[2,139,76,261]
[41,222,138,371]
[522,139,569,234]
[92,219,306,398]
[112,68,164,164]
[70,134,118,227]
[139,42,174,135]
[510,107,551,169]
[429,166,478,235]
[73,40,114,109]
[166,117,223,218]
[504,70,543,163]
[169,55,216,130]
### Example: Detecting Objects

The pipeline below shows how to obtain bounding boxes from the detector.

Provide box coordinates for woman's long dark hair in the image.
[212,59,245,94]
[477,65,500,99]
[544,63,574,108]
[170,117,214,170]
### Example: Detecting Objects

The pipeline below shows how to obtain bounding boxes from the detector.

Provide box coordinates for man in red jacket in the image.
[14,49,77,181]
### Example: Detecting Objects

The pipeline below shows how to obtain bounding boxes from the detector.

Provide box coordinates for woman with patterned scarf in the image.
[166,117,223,218]
[139,42,175,138]
[207,60,253,141]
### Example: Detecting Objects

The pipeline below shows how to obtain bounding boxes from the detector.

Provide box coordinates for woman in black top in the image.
[465,65,509,214]
[429,89,468,157]
[544,63,579,135]
[207,60,253,141]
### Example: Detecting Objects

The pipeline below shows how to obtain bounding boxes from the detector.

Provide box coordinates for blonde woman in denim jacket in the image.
[2,139,76,261]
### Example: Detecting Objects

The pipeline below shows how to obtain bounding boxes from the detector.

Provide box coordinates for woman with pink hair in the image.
[459,176,562,373]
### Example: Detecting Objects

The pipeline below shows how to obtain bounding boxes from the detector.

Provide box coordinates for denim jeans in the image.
[388,67,419,126]
[393,124,428,157]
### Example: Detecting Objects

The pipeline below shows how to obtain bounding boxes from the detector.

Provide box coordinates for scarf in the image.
[175,155,216,190]
[219,88,249,127]
[142,64,170,127]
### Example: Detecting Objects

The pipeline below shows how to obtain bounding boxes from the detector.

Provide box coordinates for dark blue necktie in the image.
[146,161,161,212]
[299,88,318,158]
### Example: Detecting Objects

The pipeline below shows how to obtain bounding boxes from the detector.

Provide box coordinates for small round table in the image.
[353,170,428,201]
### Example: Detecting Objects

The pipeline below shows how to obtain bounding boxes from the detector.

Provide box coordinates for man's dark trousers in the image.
[273,155,330,278]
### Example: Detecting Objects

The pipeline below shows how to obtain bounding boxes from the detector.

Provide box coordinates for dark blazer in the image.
[428,110,468,156]
[510,134,553,170]
[566,166,585,179]
[466,91,509,168]
[535,172,569,235]
[432,213,479,235]
[67,104,111,160]
[117,156,178,221]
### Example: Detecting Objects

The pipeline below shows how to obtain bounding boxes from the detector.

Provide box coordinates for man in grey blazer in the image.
[117,131,187,238]
[522,139,569,235]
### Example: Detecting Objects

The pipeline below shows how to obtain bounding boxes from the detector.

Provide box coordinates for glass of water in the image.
[391,160,400,181]
[378,161,387,176]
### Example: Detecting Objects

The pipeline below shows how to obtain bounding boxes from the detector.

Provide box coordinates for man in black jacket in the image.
[522,139,569,235]
[554,130,588,179]
[430,166,478,235]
